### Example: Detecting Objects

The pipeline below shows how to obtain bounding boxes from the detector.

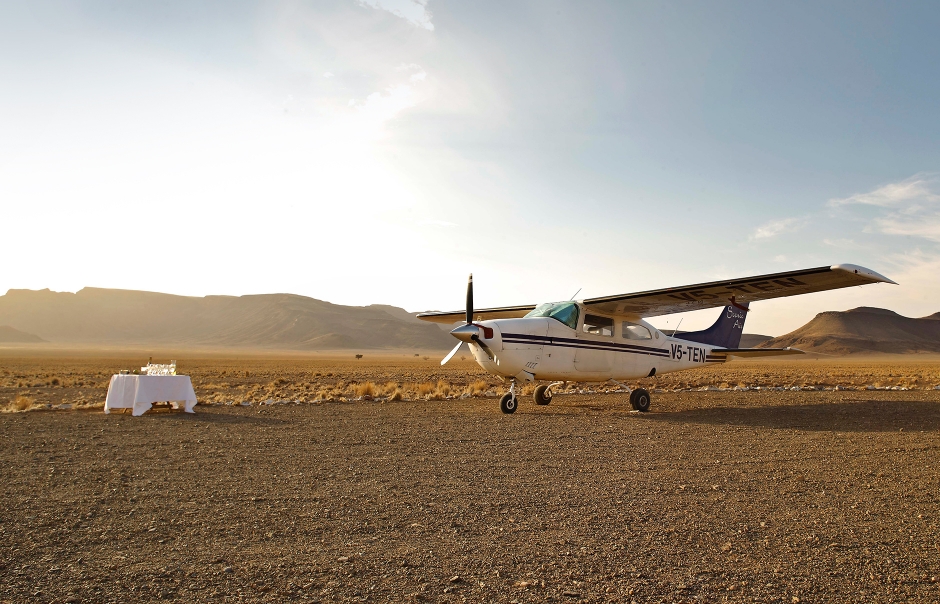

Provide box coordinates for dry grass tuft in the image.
[2,395,35,412]
[356,382,376,397]
[416,382,435,397]
[386,389,402,402]
[464,380,489,396]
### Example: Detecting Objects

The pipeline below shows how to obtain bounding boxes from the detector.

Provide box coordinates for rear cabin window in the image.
[524,301,580,330]
[622,321,652,340]
[582,314,614,337]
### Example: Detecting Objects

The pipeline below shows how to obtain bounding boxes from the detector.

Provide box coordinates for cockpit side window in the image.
[582,314,614,337]
[524,302,580,330]
[622,321,652,340]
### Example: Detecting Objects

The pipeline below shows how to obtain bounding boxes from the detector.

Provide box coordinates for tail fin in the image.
[680,302,749,349]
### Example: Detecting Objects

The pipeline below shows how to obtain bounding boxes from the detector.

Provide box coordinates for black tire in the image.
[630,388,651,412]
[499,393,518,414]
[534,384,552,406]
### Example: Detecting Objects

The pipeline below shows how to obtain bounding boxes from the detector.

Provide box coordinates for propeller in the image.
[441,274,494,365]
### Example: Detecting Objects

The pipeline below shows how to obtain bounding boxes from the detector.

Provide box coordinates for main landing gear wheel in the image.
[533,384,552,406]
[499,393,518,414]
[630,388,651,412]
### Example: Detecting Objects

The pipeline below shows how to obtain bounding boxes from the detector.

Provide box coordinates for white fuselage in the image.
[466,311,722,383]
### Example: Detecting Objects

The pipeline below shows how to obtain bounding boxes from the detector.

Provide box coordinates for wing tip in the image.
[830,264,898,285]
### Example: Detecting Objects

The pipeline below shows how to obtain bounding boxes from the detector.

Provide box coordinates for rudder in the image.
[680,302,749,349]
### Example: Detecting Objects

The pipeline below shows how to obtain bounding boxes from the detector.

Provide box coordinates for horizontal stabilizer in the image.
[710,347,804,358]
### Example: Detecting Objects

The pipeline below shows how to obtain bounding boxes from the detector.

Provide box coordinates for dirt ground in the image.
[2,353,940,603]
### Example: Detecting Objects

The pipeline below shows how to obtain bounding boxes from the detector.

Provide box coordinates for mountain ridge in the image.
[758,306,940,354]
[0,288,453,350]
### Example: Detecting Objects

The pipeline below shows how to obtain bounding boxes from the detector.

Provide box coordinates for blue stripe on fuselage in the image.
[500,333,671,357]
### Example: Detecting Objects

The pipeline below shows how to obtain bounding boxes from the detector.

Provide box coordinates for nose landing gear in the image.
[499,379,518,414]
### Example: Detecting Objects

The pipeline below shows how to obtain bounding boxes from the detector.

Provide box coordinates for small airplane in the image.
[418,264,895,414]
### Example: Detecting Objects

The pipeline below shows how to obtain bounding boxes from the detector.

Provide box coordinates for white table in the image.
[105,375,198,416]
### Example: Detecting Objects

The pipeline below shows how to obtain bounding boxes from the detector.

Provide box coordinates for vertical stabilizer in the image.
[680,303,749,349]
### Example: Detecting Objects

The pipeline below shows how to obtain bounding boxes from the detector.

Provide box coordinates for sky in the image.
[2,0,940,335]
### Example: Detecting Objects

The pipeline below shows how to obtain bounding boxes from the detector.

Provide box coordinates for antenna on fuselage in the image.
[569,288,581,301]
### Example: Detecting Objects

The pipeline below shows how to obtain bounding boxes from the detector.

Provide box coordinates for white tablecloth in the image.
[105,375,197,416]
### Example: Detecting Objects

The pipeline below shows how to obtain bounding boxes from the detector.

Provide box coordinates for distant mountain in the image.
[0,325,45,343]
[758,307,940,354]
[739,333,774,348]
[0,288,453,350]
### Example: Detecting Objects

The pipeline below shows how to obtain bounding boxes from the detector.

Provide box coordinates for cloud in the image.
[874,215,940,242]
[750,217,802,240]
[358,0,434,31]
[829,173,940,207]
[322,71,334,78]
[822,237,857,248]
[831,173,940,242]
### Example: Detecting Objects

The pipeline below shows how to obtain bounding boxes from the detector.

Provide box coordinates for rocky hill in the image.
[0,325,46,343]
[0,288,452,351]
[759,307,940,354]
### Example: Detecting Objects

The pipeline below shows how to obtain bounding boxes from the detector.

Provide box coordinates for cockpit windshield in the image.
[524,301,580,330]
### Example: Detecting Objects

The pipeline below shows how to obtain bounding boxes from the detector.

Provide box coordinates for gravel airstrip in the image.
[2,355,940,603]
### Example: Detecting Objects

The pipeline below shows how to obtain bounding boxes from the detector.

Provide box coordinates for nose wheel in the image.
[499,392,518,414]
[500,379,518,414]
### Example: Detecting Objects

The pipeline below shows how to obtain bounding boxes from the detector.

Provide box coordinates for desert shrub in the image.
[355,382,376,397]
[416,382,434,397]
[3,395,34,412]
[435,380,451,397]
[381,381,399,395]
[386,389,402,401]
[465,380,488,396]
[51,377,60,386]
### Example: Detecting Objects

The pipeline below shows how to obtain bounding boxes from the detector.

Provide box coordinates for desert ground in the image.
[2,351,940,603]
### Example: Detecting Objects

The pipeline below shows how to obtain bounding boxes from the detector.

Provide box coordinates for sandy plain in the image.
[2,352,940,603]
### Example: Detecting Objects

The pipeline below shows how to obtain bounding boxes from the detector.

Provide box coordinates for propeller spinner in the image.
[440,274,494,365]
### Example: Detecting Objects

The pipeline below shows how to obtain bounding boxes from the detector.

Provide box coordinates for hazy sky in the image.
[3,1,940,335]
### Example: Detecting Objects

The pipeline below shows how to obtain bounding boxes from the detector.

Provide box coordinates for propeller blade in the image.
[466,273,473,324]
[441,341,463,366]
[471,334,495,361]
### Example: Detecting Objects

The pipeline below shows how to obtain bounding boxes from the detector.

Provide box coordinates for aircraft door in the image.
[574,313,614,377]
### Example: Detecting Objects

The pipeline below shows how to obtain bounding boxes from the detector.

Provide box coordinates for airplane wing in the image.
[416,304,537,324]
[709,347,804,359]
[582,264,895,318]
[416,264,895,324]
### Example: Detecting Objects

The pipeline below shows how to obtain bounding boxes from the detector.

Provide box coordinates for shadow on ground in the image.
[132,407,289,425]
[644,399,940,432]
